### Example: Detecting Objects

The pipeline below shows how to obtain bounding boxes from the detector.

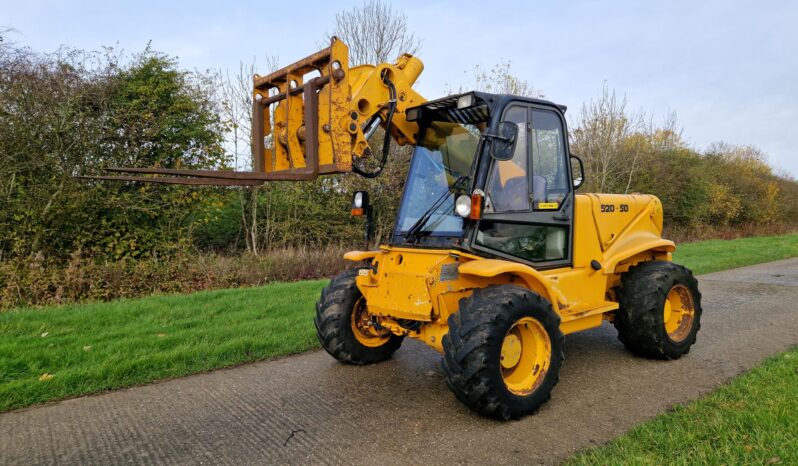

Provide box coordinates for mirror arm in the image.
[482,133,510,142]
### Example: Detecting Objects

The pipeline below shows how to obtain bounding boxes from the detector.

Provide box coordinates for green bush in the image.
[0,43,227,262]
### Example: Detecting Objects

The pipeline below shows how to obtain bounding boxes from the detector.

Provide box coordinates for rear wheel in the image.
[441,285,564,420]
[615,261,702,359]
[315,269,403,364]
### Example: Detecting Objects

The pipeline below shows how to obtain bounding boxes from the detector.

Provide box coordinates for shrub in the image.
[0,246,352,310]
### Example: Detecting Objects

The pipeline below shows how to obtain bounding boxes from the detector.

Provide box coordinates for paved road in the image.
[2,259,797,465]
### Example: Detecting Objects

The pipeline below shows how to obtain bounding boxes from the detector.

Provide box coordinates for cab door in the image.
[472,103,574,269]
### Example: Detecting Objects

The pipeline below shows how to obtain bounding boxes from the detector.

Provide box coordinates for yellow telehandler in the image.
[97,38,702,420]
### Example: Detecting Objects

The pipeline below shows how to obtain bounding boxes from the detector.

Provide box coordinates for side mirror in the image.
[570,154,585,190]
[489,121,518,161]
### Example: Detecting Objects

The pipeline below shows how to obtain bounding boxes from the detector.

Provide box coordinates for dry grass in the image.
[3,223,796,309]
[0,246,352,310]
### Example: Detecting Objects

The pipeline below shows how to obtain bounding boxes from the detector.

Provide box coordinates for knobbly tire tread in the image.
[441,285,564,421]
[315,269,403,365]
[614,261,702,360]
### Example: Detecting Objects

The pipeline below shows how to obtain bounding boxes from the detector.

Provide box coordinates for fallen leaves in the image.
[39,373,54,382]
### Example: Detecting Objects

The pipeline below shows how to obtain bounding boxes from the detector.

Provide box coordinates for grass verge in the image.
[0,281,326,413]
[1,233,796,413]
[673,233,797,275]
[566,346,798,465]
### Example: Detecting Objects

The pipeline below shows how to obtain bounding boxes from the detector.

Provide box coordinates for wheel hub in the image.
[663,284,696,342]
[500,317,552,395]
[500,333,522,369]
[351,298,391,347]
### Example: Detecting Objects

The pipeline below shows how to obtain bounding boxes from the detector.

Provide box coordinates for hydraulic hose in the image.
[353,73,397,179]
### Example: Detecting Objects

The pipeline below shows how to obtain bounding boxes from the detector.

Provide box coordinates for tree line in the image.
[1,1,796,309]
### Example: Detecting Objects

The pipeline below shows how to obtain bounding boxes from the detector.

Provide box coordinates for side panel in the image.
[355,248,536,323]
[574,193,674,272]
[572,194,604,269]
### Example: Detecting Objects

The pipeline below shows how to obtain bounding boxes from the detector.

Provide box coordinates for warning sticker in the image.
[439,263,460,282]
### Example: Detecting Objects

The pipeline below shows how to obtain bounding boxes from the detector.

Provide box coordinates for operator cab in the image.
[392,92,583,270]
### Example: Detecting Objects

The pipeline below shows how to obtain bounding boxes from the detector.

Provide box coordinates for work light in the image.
[352,191,368,216]
[457,93,475,109]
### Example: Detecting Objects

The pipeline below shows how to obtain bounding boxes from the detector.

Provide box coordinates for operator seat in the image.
[490,175,547,212]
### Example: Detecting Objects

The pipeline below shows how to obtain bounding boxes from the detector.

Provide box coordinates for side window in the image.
[530,109,569,208]
[485,106,528,212]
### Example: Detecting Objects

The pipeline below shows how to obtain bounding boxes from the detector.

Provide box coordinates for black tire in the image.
[441,285,564,420]
[614,261,702,360]
[315,269,403,365]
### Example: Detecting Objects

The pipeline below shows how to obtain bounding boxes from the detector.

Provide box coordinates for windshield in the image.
[394,119,484,240]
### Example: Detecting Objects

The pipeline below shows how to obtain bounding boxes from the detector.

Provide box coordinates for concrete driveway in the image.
[2,258,797,465]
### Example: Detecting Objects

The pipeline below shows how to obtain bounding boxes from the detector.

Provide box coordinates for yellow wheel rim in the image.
[350,298,391,347]
[663,284,696,342]
[500,317,552,396]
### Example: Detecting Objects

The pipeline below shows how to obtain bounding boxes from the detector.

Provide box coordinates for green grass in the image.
[566,346,798,465]
[674,233,798,275]
[0,232,796,413]
[0,280,327,412]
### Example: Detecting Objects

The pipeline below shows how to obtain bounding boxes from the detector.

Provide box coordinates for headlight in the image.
[454,194,472,218]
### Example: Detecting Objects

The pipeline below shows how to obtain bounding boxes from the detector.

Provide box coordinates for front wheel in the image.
[315,269,403,365]
[441,285,564,420]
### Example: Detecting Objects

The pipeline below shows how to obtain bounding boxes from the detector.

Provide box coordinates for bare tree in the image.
[473,61,543,97]
[570,84,686,194]
[220,56,279,171]
[570,84,639,193]
[0,27,14,44]
[0,27,19,59]
[328,0,422,65]
[446,60,543,98]
[219,56,279,255]
[706,141,768,166]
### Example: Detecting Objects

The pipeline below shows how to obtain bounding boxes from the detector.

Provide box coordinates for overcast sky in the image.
[4,0,797,176]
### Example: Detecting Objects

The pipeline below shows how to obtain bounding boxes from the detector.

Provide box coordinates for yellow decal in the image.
[537,202,559,210]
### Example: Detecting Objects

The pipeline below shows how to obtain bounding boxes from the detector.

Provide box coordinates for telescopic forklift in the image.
[94,38,702,420]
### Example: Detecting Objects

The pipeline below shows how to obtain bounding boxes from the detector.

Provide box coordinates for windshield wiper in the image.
[405,175,469,243]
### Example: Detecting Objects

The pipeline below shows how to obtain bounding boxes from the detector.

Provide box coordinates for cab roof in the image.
[411,91,567,116]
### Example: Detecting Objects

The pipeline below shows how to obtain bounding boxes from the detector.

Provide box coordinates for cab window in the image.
[484,106,528,212]
[476,105,571,264]
[530,109,569,208]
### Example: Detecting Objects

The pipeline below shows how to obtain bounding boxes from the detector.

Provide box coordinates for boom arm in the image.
[85,38,426,185]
